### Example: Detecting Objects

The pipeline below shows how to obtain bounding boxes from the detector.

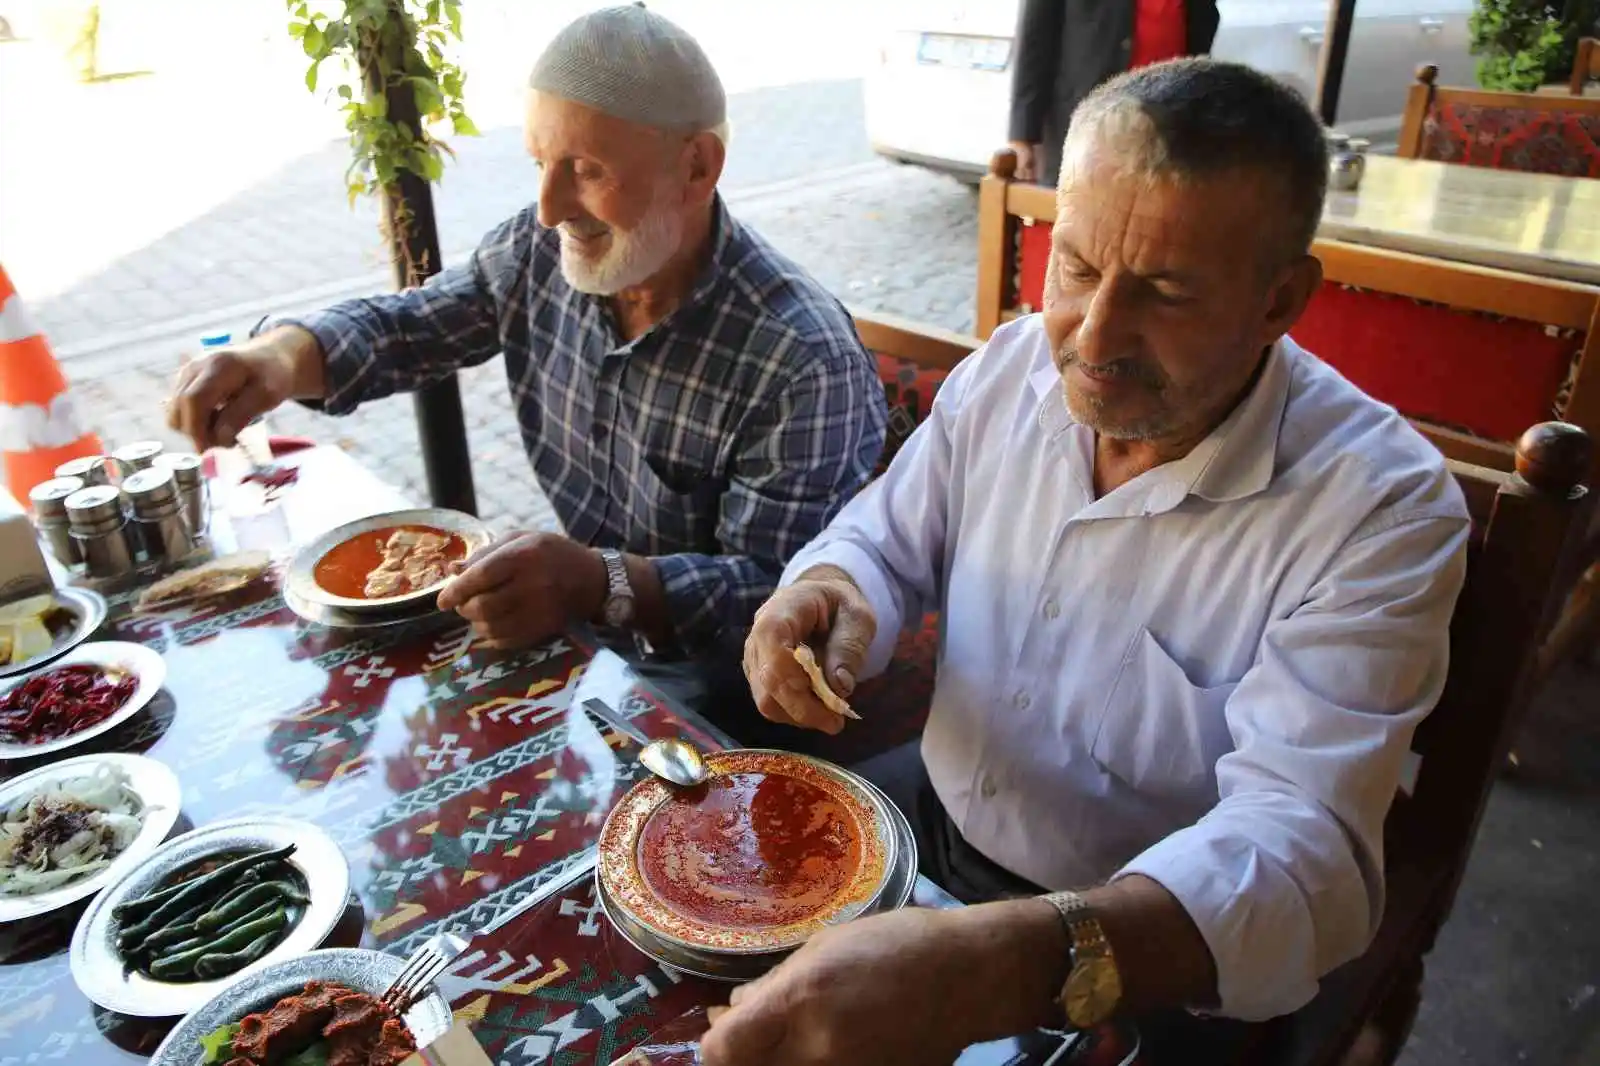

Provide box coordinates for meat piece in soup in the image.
[312,525,468,600]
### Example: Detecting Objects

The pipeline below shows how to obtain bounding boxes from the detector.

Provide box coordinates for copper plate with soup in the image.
[286,509,491,614]
[597,749,897,955]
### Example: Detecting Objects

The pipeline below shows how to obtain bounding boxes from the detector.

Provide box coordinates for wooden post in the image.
[1313,0,1358,126]
[358,2,478,516]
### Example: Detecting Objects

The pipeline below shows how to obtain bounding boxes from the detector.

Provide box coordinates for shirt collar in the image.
[1030,336,1295,510]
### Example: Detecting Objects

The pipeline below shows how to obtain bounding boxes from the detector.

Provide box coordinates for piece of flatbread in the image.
[792,644,862,720]
[137,551,273,609]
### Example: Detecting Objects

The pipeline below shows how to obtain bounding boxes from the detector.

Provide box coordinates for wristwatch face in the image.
[603,593,635,629]
[1063,956,1123,1028]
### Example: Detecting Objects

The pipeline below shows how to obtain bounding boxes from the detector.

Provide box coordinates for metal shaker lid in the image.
[56,455,109,484]
[30,476,86,517]
[122,467,180,513]
[112,440,166,471]
[65,485,125,526]
[155,452,205,484]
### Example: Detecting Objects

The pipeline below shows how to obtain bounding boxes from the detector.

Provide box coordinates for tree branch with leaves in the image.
[287,0,479,283]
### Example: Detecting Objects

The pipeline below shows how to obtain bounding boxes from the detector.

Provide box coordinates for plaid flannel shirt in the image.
[285,197,886,653]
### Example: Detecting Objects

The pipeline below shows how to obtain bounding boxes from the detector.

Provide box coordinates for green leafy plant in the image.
[286,0,478,213]
[1469,0,1600,90]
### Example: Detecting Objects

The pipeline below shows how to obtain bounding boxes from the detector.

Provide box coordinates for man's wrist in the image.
[938,899,1074,1042]
[796,564,861,594]
[261,324,327,400]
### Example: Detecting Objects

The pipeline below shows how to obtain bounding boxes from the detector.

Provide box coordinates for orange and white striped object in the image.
[0,263,104,505]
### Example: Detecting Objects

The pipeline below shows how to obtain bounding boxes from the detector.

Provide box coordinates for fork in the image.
[379,928,470,1014]
[378,855,597,1012]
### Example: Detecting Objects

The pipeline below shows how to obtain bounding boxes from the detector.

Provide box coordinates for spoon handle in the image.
[581,697,651,746]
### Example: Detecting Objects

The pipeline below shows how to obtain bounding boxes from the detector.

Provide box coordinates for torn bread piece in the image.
[137,551,273,609]
[792,644,862,720]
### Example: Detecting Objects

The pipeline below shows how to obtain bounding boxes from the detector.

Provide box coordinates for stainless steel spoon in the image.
[582,697,710,787]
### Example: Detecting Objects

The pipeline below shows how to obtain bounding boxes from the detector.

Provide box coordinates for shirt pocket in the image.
[623,453,720,554]
[1090,627,1238,806]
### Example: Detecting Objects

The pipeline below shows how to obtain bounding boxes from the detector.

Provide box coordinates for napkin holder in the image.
[0,483,55,604]
[401,1021,494,1066]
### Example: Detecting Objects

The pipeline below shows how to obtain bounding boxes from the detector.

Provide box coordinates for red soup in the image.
[312,525,467,600]
[636,771,864,931]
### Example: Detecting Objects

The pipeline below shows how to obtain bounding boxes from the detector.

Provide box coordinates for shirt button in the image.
[1014,690,1032,710]
[1121,37,1132,51]
[1043,599,1060,620]
[980,775,998,800]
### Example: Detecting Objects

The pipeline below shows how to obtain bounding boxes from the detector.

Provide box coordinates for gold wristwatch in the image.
[1042,890,1123,1029]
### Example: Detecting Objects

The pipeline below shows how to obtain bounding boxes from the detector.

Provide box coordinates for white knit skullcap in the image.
[528,3,726,133]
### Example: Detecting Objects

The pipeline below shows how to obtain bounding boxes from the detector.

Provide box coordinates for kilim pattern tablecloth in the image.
[0,446,1144,1066]
[0,564,731,1066]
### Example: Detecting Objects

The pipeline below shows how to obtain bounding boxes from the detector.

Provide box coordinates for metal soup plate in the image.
[597,748,900,957]
[286,508,490,615]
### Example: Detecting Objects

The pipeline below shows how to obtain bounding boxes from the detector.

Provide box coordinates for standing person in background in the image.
[1008,0,1220,186]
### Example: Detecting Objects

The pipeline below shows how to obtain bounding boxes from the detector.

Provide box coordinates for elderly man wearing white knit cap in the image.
[168,5,887,678]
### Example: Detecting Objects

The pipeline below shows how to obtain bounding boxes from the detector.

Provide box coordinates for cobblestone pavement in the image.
[64,119,978,538]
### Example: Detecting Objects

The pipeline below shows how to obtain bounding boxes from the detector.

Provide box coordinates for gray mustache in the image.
[1057,349,1164,387]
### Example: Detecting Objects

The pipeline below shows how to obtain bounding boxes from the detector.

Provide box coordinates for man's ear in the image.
[682,130,725,208]
[1260,252,1323,345]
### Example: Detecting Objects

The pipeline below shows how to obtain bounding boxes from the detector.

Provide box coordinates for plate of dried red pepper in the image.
[0,642,166,760]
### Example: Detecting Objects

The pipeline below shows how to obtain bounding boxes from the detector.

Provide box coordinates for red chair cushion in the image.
[774,613,940,766]
[1018,220,1052,312]
[875,355,950,475]
[1422,102,1600,177]
[1291,282,1580,443]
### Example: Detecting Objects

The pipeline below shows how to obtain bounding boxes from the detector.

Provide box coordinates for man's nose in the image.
[536,166,576,229]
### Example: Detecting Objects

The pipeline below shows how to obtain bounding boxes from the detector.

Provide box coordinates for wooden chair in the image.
[976,147,1600,681]
[1397,64,1600,177]
[1267,423,1596,1066]
[1569,37,1599,96]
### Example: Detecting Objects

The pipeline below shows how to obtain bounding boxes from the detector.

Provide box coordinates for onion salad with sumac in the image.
[0,665,138,746]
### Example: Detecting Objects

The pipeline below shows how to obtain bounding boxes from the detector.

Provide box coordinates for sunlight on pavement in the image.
[1,0,895,307]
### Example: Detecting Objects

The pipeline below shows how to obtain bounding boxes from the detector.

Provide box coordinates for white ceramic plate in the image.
[0,641,166,761]
[0,753,182,922]
[70,817,351,1017]
[148,948,451,1066]
[285,508,491,615]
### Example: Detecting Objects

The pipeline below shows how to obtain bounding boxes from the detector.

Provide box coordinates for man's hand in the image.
[742,567,877,735]
[167,326,325,450]
[1008,140,1039,182]
[436,531,606,649]
[701,908,978,1066]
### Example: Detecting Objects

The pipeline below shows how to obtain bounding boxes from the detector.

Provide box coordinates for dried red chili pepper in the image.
[0,664,138,744]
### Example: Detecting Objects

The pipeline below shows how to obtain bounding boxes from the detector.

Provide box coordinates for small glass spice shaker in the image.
[29,476,86,566]
[65,485,137,579]
[123,466,196,565]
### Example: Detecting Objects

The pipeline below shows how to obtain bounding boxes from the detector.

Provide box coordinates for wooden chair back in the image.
[1573,37,1600,96]
[1397,63,1600,177]
[974,148,1600,479]
[1270,423,1595,1066]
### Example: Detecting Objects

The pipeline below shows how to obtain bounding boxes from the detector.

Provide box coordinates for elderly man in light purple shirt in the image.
[706,60,1470,1066]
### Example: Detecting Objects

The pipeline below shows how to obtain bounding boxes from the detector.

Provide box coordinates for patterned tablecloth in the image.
[0,449,1112,1066]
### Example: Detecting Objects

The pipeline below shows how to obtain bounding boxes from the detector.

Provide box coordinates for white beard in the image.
[558,191,684,295]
